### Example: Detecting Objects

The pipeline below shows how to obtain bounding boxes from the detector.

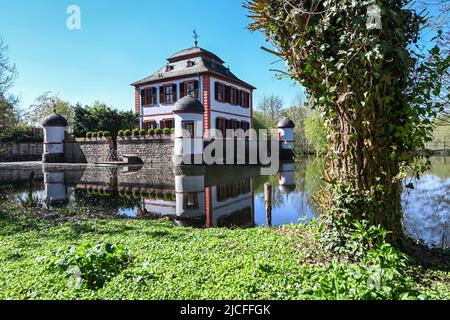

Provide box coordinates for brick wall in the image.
[0,143,43,162]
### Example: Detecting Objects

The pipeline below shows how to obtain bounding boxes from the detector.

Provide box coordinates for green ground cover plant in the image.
[0,200,447,300]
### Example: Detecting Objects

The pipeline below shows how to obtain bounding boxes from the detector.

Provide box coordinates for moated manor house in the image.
[131,46,255,137]
[35,45,295,165]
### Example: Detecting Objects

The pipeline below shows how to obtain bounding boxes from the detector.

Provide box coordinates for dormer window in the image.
[165,65,174,72]
[187,60,195,68]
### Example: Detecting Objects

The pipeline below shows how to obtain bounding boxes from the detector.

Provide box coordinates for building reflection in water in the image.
[38,163,298,228]
[137,166,256,228]
[3,159,447,248]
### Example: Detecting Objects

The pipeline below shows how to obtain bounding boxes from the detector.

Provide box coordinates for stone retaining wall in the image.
[64,138,113,164]
[116,137,174,164]
[0,143,43,162]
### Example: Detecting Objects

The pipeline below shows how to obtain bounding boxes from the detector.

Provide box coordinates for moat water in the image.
[0,157,448,249]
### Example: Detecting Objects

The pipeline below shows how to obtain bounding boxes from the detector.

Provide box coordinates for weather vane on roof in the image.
[193,29,199,48]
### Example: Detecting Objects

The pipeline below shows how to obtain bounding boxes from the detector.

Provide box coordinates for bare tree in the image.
[257,94,284,127]
[23,92,72,127]
[0,38,17,94]
[418,0,450,116]
[0,38,19,132]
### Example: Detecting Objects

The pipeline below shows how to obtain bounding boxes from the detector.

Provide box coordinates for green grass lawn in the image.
[0,201,448,300]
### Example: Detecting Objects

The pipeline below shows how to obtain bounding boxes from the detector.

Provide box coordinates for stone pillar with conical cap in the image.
[277,117,296,160]
[41,112,68,163]
[173,96,205,165]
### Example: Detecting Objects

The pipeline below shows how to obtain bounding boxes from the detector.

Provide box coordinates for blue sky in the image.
[0,0,302,112]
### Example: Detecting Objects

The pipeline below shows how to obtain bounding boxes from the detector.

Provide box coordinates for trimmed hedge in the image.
[115,127,173,138]
[86,131,110,138]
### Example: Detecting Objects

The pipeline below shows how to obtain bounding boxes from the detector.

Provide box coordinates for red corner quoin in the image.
[135,88,140,114]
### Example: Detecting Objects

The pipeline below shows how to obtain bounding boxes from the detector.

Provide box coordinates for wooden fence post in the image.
[264,183,272,227]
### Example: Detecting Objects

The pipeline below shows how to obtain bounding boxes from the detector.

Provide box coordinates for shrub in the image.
[0,127,44,143]
[300,257,419,300]
[155,128,162,135]
[86,132,93,138]
[124,130,131,137]
[148,128,155,136]
[92,132,98,138]
[45,242,132,290]
[118,130,124,137]
[170,128,175,134]
[132,129,140,137]
[103,131,111,137]
[163,128,171,135]
[139,129,146,136]
[310,220,422,300]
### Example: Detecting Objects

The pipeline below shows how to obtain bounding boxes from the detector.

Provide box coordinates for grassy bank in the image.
[0,201,448,300]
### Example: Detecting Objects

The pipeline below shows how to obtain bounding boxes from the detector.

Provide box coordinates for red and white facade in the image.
[132,47,255,138]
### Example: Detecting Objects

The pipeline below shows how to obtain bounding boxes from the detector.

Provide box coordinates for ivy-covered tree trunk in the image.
[247,0,447,242]
[326,97,403,239]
